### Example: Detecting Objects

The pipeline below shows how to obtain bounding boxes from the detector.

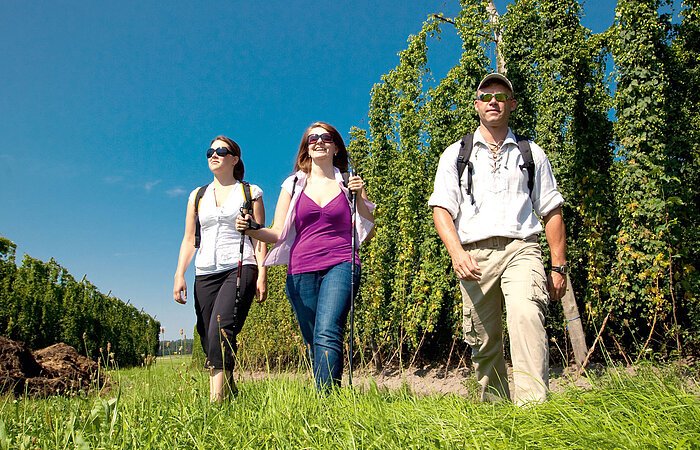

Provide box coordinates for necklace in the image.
[484,140,506,173]
[485,140,504,155]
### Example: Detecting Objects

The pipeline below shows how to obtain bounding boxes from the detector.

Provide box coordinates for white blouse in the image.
[191,181,263,276]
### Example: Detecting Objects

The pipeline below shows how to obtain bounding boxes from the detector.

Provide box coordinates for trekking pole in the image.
[235,230,245,304]
[348,168,357,387]
[235,189,253,308]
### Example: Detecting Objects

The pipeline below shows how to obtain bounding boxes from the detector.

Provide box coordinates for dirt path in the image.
[237,363,593,397]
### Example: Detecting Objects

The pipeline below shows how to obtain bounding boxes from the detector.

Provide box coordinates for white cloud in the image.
[166,187,188,197]
[144,180,162,192]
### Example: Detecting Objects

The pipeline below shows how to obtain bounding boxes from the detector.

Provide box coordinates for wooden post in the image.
[486,0,506,74]
[560,273,588,367]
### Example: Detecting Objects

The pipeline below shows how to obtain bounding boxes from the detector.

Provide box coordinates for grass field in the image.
[1,356,698,449]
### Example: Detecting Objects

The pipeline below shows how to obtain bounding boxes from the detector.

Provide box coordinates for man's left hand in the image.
[548,271,567,301]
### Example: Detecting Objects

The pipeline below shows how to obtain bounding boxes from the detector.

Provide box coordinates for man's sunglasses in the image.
[307,133,334,144]
[477,92,511,102]
[206,147,234,158]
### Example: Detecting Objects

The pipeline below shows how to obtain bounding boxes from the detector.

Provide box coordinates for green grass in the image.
[1,357,698,449]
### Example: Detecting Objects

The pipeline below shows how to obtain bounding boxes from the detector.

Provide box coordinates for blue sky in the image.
[0,0,670,340]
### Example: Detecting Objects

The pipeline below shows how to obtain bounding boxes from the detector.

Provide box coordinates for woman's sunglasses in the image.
[307,133,334,144]
[206,147,234,158]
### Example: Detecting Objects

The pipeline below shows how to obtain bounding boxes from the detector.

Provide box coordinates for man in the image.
[429,73,567,405]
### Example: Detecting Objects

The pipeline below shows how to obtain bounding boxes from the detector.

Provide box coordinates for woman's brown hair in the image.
[293,122,349,173]
[210,135,244,181]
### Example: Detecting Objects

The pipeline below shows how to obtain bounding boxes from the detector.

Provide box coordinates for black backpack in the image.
[194,181,254,248]
[456,133,535,205]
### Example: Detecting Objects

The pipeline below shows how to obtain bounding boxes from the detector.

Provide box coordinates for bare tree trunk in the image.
[486,0,506,73]
[561,274,588,367]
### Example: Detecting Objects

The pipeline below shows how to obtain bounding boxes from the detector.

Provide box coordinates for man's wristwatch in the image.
[551,264,569,275]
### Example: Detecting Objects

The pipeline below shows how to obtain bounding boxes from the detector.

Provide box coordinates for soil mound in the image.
[0,337,107,398]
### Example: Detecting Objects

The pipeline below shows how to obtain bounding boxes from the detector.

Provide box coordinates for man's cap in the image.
[476,73,514,94]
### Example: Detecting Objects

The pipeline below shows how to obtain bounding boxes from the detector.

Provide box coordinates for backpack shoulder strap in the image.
[194,185,208,215]
[341,171,353,201]
[194,184,208,249]
[241,181,253,213]
[290,175,299,200]
[457,134,475,205]
[239,181,259,245]
[515,135,535,196]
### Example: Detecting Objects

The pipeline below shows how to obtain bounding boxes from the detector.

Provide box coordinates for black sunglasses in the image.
[206,147,234,158]
[307,133,334,144]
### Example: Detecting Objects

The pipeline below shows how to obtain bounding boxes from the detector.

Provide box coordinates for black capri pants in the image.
[194,264,258,370]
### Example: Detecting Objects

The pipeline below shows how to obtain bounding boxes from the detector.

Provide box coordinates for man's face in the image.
[474,82,517,128]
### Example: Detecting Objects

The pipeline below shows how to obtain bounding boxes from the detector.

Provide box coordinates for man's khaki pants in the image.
[460,236,549,405]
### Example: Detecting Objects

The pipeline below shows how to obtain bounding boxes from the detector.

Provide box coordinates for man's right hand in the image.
[452,250,481,281]
[433,206,482,281]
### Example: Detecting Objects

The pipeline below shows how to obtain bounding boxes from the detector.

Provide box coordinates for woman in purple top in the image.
[237,121,374,390]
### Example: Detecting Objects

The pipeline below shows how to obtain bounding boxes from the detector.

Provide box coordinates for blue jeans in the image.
[285,261,360,390]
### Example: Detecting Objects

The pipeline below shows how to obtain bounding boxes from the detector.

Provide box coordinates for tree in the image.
[0,237,17,333]
[224,0,699,367]
[608,0,680,357]
[666,0,700,352]
[0,235,160,366]
[501,0,616,361]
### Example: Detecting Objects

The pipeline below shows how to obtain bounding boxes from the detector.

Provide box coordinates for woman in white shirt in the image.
[173,135,267,402]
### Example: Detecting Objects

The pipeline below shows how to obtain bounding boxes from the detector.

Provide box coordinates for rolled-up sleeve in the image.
[357,198,376,244]
[531,143,564,217]
[428,142,462,219]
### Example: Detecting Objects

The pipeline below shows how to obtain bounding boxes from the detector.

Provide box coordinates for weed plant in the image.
[0,356,698,449]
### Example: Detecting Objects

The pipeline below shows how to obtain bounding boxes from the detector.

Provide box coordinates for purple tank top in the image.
[288,190,359,274]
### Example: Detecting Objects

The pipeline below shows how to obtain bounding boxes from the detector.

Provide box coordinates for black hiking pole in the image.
[236,196,253,307]
[235,230,245,304]
[348,169,357,387]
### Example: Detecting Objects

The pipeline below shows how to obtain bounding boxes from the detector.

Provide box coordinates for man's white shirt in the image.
[428,128,564,244]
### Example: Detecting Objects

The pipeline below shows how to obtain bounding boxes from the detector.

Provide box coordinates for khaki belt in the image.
[463,235,538,250]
